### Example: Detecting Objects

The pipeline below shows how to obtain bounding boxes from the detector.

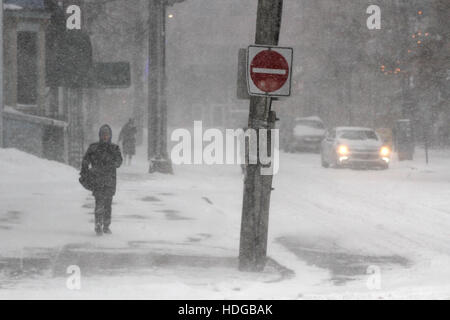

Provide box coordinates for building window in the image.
[17,31,38,105]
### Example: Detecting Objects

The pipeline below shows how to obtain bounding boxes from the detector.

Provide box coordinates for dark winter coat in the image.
[80,125,123,196]
[118,122,137,156]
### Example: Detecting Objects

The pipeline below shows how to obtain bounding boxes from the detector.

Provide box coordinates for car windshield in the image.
[339,130,378,140]
[296,120,324,129]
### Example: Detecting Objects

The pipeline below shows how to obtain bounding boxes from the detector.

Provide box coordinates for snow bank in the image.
[0,148,87,251]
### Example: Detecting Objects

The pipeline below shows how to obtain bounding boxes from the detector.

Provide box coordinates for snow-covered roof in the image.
[4,0,45,10]
[4,3,23,10]
[4,106,67,128]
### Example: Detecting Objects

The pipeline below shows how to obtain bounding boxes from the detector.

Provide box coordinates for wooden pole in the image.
[239,0,283,272]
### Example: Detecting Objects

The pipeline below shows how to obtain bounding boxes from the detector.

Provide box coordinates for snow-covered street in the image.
[1,146,449,299]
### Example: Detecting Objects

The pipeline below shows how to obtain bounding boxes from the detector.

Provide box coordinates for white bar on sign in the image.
[252,68,286,75]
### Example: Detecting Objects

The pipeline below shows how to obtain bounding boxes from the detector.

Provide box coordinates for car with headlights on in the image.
[321,127,391,169]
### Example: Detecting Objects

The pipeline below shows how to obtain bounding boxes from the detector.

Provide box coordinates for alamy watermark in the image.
[66,5,82,30]
[170,121,279,175]
[65,4,382,31]
[66,265,82,290]
[366,5,381,30]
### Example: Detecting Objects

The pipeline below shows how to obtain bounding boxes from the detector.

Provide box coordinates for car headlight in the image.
[380,146,390,157]
[338,145,349,155]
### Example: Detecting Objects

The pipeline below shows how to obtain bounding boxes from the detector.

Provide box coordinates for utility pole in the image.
[239,0,283,272]
[0,0,3,148]
[148,0,172,174]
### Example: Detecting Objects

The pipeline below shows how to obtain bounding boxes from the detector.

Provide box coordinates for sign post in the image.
[239,0,286,272]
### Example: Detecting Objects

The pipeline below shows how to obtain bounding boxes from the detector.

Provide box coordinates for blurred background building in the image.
[2,0,449,163]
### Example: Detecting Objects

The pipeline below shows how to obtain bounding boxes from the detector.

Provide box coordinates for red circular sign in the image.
[250,50,289,93]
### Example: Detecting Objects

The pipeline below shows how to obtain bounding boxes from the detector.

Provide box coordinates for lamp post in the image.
[147,0,185,174]
[147,0,175,174]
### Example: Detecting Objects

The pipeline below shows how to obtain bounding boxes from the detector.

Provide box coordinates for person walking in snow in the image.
[118,118,137,165]
[81,124,123,236]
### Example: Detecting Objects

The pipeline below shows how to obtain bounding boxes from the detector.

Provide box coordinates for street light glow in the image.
[168,14,174,18]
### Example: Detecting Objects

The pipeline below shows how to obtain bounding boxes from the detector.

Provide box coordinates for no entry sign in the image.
[247,45,293,97]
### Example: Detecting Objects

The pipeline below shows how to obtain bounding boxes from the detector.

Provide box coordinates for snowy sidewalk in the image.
[0,148,293,299]
[1,147,450,299]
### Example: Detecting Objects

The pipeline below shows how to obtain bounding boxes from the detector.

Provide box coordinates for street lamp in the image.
[147,0,185,174]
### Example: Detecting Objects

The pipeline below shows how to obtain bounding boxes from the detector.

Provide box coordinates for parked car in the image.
[321,127,391,169]
[288,116,326,152]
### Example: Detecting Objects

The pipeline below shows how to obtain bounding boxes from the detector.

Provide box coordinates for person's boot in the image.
[103,226,112,234]
[95,224,103,236]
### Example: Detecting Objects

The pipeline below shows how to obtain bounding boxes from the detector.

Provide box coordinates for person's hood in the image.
[99,124,112,143]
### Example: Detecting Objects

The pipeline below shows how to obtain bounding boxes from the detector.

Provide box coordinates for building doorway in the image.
[17,31,38,105]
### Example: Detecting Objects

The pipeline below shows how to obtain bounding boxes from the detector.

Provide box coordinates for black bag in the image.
[79,168,94,191]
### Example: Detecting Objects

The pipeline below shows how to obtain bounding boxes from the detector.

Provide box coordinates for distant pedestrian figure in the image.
[118,118,137,165]
[80,124,123,236]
